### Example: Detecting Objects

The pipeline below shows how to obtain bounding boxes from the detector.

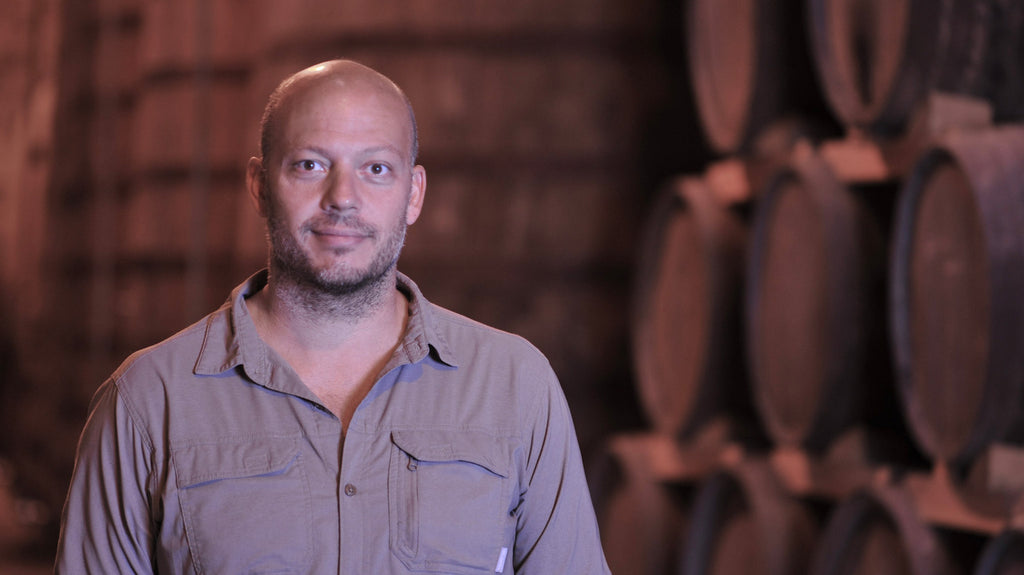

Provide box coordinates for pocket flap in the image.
[172,437,300,488]
[391,430,510,478]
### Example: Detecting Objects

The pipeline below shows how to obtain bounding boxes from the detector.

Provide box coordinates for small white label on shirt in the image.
[495,547,508,572]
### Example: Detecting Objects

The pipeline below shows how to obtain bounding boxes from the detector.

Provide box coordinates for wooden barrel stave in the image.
[590,436,693,575]
[747,145,892,451]
[680,460,818,575]
[891,126,1024,465]
[631,177,749,437]
[808,0,994,135]
[810,485,958,575]
[688,0,835,154]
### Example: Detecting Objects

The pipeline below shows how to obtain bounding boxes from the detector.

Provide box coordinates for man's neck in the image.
[247,269,411,427]
[249,268,406,353]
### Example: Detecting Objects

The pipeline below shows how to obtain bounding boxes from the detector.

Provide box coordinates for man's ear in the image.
[246,157,268,217]
[405,165,426,225]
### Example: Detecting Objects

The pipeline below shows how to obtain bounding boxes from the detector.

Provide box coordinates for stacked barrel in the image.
[594,0,1024,573]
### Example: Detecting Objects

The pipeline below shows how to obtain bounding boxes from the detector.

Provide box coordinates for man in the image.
[55,60,610,573]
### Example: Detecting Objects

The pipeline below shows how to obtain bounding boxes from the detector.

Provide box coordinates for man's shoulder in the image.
[110,306,224,388]
[425,302,553,374]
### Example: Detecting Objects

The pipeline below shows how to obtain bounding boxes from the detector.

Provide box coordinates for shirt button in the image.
[344,483,357,496]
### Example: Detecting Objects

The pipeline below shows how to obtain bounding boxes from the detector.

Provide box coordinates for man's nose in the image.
[321,169,359,212]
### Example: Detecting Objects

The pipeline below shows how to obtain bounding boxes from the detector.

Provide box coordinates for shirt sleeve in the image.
[512,367,611,574]
[55,379,158,574]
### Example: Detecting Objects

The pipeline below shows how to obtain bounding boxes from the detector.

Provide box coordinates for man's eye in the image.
[297,160,321,171]
[368,163,390,176]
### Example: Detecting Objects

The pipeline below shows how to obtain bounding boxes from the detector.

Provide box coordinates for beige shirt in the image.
[55,271,610,574]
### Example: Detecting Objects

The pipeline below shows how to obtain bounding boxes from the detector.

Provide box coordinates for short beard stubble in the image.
[264,191,409,320]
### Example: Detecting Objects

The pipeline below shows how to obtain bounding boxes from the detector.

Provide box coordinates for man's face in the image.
[254,78,425,295]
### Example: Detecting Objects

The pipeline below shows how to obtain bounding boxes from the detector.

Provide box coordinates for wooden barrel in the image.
[590,435,693,575]
[890,126,1024,466]
[687,0,836,154]
[746,144,894,452]
[679,460,818,575]
[974,529,1024,575]
[808,0,994,135]
[810,485,957,575]
[631,176,749,437]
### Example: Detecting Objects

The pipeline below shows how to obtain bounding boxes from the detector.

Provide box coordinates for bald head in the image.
[258,60,419,167]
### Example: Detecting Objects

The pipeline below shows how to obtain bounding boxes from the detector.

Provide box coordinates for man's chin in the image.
[269,241,401,299]
[307,264,394,296]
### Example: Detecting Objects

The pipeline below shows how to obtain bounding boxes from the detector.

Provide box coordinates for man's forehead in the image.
[270,82,411,156]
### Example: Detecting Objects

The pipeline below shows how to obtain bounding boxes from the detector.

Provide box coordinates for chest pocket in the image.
[172,437,312,574]
[389,430,517,574]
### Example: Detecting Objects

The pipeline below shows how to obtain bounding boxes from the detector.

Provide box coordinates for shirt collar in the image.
[193,269,272,380]
[395,271,458,368]
[193,269,458,381]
